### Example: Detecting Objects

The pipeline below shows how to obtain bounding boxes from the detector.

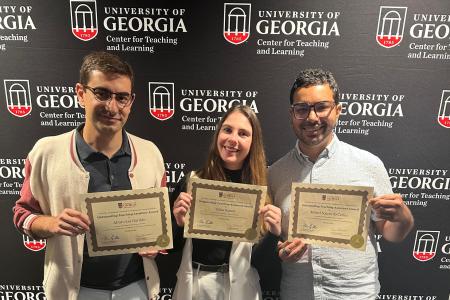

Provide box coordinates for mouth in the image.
[223,145,239,153]
[99,113,121,123]
[303,124,323,132]
[302,124,326,138]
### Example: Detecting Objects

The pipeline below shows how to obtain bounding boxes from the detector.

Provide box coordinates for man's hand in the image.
[370,194,414,242]
[259,204,282,236]
[370,194,408,222]
[277,238,307,262]
[31,208,90,238]
[172,192,192,227]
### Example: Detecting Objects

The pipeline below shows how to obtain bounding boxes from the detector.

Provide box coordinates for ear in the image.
[76,83,86,108]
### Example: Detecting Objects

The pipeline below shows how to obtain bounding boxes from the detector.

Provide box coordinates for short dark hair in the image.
[79,51,134,88]
[289,68,340,104]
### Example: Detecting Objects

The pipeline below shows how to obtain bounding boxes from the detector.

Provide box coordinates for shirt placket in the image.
[309,156,327,299]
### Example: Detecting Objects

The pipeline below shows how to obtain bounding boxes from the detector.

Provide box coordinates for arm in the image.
[169,175,189,252]
[370,194,414,242]
[251,232,281,267]
[368,156,414,242]
[30,209,91,238]
[251,204,282,267]
[13,160,44,238]
[13,158,90,239]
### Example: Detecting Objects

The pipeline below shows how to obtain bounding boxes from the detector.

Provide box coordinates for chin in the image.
[98,123,121,134]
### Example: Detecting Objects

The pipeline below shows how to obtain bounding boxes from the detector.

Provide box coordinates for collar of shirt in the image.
[75,123,131,161]
[295,133,339,163]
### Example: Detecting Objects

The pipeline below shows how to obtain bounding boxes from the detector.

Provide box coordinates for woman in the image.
[171,105,281,300]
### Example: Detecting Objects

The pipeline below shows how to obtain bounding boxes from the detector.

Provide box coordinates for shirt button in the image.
[129,173,134,178]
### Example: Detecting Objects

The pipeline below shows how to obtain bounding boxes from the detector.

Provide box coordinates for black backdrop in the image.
[1,1,449,299]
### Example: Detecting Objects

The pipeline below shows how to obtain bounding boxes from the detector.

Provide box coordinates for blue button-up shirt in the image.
[269,135,392,300]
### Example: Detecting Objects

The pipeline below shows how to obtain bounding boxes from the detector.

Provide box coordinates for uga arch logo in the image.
[376,6,407,48]
[148,82,175,121]
[70,0,98,41]
[412,230,440,262]
[223,3,251,45]
[23,235,46,251]
[4,79,32,117]
[437,90,450,128]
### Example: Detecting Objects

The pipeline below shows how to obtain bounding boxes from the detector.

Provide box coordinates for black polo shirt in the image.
[76,125,145,290]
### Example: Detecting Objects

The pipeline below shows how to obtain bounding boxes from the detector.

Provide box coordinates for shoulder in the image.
[337,140,384,167]
[126,132,162,155]
[30,131,73,157]
[268,148,297,174]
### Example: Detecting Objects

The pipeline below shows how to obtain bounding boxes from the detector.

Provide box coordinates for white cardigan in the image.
[172,172,262,300]
[15,129,165,300]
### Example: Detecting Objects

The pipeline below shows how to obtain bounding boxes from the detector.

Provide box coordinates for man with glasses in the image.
[268,68,413,299]
[13,52,166,300]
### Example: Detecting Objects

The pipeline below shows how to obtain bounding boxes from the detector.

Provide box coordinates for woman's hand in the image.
[173,192,192,226]
[259,204,282,236]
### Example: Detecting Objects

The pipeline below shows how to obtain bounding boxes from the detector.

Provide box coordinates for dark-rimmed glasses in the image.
[84,85,135,108]
[291,101,336,120]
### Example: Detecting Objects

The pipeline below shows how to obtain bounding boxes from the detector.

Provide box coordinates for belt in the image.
[192,261,229,273]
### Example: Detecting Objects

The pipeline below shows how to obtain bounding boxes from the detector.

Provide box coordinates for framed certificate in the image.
[80,187,173,257]
[184,177,266,243]
[289,183,373,251]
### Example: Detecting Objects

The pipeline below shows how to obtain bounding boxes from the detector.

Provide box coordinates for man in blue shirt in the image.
[268,68,414,299]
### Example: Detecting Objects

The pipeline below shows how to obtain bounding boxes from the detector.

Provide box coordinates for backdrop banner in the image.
[0,1,449,299]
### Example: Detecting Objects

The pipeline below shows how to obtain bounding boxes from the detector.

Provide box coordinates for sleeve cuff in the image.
[22,214,40,237]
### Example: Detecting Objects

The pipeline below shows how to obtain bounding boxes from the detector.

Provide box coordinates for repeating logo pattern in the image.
[70,0,98,41]
[438,90,450,128]
[4,80,32,117]
[376,6,408,48]
[22,235,46,251]
[412,230,440,262]
[148,82,175,121]
[223,3,251,45]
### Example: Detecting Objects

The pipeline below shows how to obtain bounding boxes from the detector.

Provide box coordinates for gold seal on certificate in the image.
[288,183,373,251]
[80,187,173,257]
[184,177,266,243]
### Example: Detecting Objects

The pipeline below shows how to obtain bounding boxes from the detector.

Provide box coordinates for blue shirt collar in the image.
[296,133,339,162]
[75,124,131,160]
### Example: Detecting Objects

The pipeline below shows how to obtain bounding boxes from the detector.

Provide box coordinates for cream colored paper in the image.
[81,187,173,256]
[289,183,373,251]
[184,178,266,243]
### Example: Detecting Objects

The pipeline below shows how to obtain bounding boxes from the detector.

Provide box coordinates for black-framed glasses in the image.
[291,101,336,120]
[84,85,135,108]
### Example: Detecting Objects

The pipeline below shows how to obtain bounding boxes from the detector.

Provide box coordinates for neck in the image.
[82,124,123,158]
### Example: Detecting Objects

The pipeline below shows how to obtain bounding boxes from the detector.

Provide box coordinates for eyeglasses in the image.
[291,101,336,120]
[84,85,135,108]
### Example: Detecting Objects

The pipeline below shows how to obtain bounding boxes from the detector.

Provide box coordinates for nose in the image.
[306,106,320,122]
[105,97,120,113]
[227,132,238,145]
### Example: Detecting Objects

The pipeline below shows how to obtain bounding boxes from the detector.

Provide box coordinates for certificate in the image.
[80,187,173,257]
[288,183,373,251]
[184,177,266,243]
